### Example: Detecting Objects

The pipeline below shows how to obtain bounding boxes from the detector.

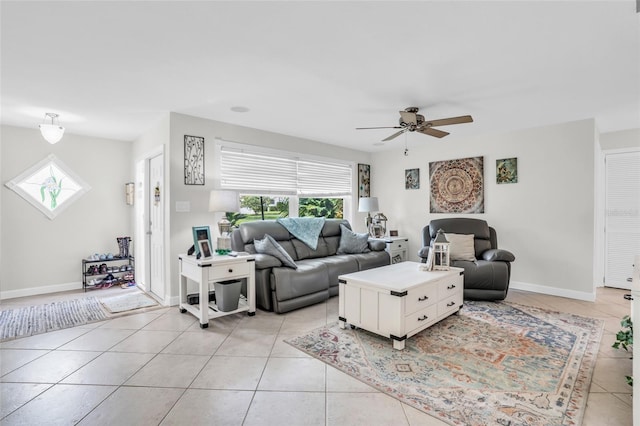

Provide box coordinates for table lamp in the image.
[358,197,379,237]
[209,190,240,251]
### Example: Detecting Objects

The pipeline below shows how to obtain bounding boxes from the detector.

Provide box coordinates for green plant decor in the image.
[612,315,633,387]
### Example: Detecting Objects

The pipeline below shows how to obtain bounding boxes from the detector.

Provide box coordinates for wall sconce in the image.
[39,113,65,144]
[125,182,134,205]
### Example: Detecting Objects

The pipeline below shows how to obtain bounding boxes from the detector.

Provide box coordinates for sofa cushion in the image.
[445,233,477,261]
[254,234,298,269]
[270,260,329,300]
[337,224,370,254]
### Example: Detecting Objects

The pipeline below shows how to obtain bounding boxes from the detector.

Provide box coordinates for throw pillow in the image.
[444,233,476,261]
[254,234,298,269]
[337,224,371,254]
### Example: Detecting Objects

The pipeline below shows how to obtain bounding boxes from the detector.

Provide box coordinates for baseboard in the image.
[510,280,596,302]
[0,281,82,300]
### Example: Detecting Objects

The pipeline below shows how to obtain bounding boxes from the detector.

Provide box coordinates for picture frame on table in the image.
[198,240,213,259]
[192,226,212,256]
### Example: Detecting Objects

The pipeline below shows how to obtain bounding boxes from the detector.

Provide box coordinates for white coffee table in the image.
[338,262,464,350]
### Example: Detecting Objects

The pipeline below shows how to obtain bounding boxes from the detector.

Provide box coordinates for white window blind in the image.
[220,146,352,197]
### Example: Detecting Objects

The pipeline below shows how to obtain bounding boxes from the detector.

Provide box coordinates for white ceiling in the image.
[1,1,638,152]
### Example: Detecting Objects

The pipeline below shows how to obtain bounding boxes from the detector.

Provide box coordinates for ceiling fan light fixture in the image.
[39,113,65,144]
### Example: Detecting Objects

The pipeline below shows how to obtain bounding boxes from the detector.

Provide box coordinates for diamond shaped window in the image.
[5,154,91,220]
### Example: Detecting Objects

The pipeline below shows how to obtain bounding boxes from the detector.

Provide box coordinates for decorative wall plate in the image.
[5,154,91,220]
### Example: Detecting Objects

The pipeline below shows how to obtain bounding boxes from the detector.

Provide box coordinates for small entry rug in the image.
[286,301,604,426]
[0,297,107,341]
[99,291,158,313]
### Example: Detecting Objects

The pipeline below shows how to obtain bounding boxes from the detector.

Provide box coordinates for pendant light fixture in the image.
[39,113,65,144]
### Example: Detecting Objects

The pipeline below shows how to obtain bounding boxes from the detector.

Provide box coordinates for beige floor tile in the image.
[402,403,451,426]
[1,383,115,425]
[57,328,136,351]
[108,330,181,353]
[161,389,253,425]
[191,356,267,390]
[257,357,325,391]
[235,313,284,332]
[215,329,277,357]
[591,357,633,393]
[77,386,184,425]
[98,312,163,329]
[125,353,210,388]
[327,392,409,426]
[279,316,328,334]
[161,329,228,355]
[583,392,633,426]
[326,366,378,392]
[0,349,49,375]
[185,312,244,332]
[1,350,101,383]
[613,392,633,407]
[60,352,155,385]
[271,333,312,357]
[142,312,197,331]
[243,391,325,426]
[0,327,91,350]
[0,382,52,419]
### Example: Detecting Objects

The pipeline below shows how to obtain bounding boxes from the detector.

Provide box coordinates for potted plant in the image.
[612,315,633,386]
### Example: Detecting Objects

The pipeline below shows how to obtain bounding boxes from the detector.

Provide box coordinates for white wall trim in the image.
[1,281,81,300]
[510,280,596,302]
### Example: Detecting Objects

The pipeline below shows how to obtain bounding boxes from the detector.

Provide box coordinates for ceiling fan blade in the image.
[418,127,449,138]
[382,130,406,141]
[426,115,473,127]
[399,110,417,125]
[356,126,403,130]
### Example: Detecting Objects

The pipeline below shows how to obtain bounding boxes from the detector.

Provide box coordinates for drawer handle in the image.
[418,315,429,321]
[398,244,402,248]
[447,301,456,307]
[418,296,429,302]
[447,284,456,290]
[228,268,233,273]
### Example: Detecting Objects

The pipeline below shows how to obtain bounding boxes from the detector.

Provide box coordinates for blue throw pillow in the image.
[337,224,371,254]
[254,234,298,269]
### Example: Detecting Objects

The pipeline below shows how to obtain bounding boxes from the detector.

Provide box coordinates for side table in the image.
[178,253,256,328]
[383,236,408,264]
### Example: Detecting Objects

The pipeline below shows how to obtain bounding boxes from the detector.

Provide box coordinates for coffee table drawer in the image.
[438,275,462,298]
[406,304,438,334]
[406,285,438,315]
[438,293,463,317]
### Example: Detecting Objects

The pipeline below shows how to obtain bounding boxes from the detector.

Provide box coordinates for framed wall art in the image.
[496,157,518,184]
[358,163,370,198]
[429,156,484,214]
[405,168,420,189]
[184,135,205,185]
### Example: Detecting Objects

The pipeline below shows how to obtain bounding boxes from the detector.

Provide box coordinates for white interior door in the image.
[148,153,164,299]
[604,150,640,290]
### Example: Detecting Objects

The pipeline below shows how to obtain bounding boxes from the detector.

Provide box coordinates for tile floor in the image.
[0,287,632,425]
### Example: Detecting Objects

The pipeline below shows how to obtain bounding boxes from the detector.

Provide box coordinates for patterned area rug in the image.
[99,291,158,313]
[286,301,604,426]
[0,297,107,341]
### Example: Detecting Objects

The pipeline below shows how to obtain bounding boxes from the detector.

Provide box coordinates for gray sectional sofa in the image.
[230,219,389,313]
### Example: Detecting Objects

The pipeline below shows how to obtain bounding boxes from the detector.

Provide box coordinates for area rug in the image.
[0,297,107,341]
[286,301,604,426]
[99,291,158,313]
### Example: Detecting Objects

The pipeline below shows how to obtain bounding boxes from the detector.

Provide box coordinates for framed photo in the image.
[496,157,518,184]
[405,168,420,189]
[192,226,211,256]
[198,239,213,259]
[389,230,398,237]
[184,135,205,185]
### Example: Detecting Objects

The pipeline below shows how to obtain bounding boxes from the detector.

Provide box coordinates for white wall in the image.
[600,128,640,151]
[371,119,597,300]
[1,125,133,298]
[135,112,372,304]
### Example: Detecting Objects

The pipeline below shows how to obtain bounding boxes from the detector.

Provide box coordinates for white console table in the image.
[178,253,256,328]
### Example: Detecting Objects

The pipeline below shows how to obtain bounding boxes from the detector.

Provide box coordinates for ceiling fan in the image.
[356,107,473,141]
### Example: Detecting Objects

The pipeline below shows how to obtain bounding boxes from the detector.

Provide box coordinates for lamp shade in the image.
[358,196,379,213]
[39,113,65,144]
[209,190,239,213]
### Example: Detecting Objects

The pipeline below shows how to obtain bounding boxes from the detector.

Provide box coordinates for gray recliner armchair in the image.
[418,218,515,301]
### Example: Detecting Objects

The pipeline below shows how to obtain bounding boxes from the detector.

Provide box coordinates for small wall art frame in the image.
[496,157,518,184]
[4,154,91,220]
[358,163,370,198]
[184,135,205,185]
[405,168,420,189]
[192,225,212,256]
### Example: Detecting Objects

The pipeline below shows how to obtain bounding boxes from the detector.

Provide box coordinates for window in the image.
[217,142,352,224]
